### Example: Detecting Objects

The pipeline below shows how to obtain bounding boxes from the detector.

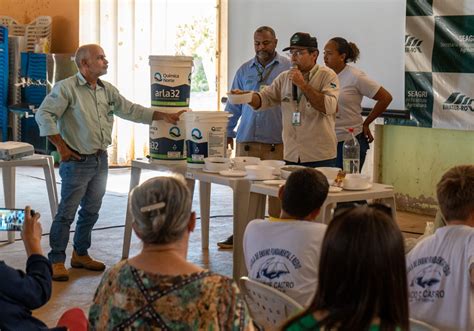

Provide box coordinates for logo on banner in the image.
[405,34,423,53]
[443,92,473,112]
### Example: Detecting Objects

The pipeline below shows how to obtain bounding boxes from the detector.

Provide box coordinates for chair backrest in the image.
[409,318,440,331]
[239,277,303,330]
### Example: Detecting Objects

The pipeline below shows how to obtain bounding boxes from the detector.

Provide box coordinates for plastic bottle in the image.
[343,128,360,173]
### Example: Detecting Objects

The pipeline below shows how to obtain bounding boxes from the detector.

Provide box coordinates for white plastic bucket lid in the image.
[184,111,231,122]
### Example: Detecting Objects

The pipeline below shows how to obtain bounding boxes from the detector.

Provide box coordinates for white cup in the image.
[343,174,370,189]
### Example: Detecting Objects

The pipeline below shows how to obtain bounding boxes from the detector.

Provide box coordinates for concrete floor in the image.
[0,165,430,327]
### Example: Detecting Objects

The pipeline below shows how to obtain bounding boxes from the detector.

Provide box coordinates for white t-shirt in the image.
[335,65,380,142]
[406,225,474,331]
[243,217,327,307]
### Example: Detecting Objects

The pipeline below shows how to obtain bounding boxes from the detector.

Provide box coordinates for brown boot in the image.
[71,250,105,271]
[52,263,69,281]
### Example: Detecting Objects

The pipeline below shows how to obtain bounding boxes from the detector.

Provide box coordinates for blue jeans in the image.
[336,133,370,171]
[49,152,108,263]
[285,158,337,168]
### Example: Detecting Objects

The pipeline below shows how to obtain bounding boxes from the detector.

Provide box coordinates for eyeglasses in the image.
[286,49,309,57]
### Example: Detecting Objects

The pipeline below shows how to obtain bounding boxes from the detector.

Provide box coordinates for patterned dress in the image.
[89,260,251,330]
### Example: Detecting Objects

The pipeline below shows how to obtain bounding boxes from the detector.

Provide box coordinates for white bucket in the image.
[184,111,231,168]
[149,107,188,164]
[149,55,193,107]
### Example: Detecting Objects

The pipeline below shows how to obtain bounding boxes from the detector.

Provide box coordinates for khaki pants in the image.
[235,142,283,217]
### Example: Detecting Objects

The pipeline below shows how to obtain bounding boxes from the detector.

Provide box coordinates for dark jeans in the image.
[284,158,337,168]
[336,132,370,171]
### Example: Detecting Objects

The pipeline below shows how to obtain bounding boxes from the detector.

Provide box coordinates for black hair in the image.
[283,204,409,331]
[281,168,328,218]
[330,37,360,63]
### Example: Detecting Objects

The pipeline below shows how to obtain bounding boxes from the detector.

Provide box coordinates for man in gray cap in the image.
[246,32,339,167]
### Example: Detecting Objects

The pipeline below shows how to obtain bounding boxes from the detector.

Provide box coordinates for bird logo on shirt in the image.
[410,265,442,288]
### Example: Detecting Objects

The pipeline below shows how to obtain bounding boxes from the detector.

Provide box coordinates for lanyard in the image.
[256,62,277,83]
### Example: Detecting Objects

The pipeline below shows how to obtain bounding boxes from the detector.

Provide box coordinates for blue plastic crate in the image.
[0,26,9,141]
[21,52,47,107]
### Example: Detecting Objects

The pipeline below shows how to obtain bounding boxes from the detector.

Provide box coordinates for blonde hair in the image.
[129,174,192,245]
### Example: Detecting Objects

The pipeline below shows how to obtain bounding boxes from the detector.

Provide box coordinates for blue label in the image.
[151,83,190,106]
[186,140,208,163]
[150,137,185,160]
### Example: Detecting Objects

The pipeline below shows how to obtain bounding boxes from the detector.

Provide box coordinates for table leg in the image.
[122,166,142,259]
[199,181,211,249]
[247,192,266,221]
[46,156,59,205]
[3,166,16,243]
[42,162,58,218]
[232,180,252,281]
[319,202,335,224]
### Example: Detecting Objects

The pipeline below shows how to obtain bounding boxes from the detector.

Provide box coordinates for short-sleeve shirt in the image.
[243,217,327,306]
[335,65,380,142]
[406,225,474,331]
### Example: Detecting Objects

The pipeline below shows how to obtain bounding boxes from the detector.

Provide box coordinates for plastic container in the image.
[203,157,230,172]
[149,55,193,107]
[245,165,275,180]
[280,165,306,179]
[315,167,341,184]
[149,107,188,164]
[184,111,231,168]
[260,160,285,175]
[231,156,261,170]
[343,128,360,173]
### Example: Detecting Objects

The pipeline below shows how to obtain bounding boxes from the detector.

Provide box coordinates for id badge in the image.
[292,112,301,126]
[108,102,115,111]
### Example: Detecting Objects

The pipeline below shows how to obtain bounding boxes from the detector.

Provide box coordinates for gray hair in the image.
[74,44,95,69]
[255,26,276,38]
[129,174,192,245]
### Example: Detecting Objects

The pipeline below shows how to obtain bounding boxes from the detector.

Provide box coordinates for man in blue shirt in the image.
[220,26,291,249]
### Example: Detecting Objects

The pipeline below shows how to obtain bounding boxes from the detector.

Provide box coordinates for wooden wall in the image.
[0,0,79,53]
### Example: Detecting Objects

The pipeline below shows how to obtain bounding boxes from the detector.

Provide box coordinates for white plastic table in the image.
[0,154,58,242]
[121,158,253,280]
[248,182,397,223]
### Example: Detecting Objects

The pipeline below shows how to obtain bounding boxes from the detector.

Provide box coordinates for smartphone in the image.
[0,208,34,231]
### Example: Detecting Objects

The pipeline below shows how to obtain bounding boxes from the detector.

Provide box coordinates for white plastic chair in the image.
[410,318,440,331]
[239,277,303,330]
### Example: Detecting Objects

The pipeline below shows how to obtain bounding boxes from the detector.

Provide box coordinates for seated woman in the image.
[89,175,253,330]
[283,204,409,331]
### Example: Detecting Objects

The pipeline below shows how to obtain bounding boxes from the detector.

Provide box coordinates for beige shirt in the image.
[256,64,339,163]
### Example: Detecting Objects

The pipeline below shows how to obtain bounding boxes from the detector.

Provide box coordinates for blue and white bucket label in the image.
[150,122,186,160]
[149,56,193,107]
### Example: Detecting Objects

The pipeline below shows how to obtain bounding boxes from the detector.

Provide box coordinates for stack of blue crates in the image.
[0,27,8,141]
[21,52,47,106]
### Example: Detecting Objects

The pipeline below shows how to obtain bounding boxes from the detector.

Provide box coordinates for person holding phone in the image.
[0,207,87,330]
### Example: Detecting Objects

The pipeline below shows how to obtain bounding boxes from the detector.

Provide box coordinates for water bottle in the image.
[343,128,360,173]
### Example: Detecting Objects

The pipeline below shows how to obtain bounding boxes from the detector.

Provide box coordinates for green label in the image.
[432,15,474,73]
[406,0,433,17]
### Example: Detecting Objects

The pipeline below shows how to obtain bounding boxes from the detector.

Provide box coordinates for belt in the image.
[80,149,107,157]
